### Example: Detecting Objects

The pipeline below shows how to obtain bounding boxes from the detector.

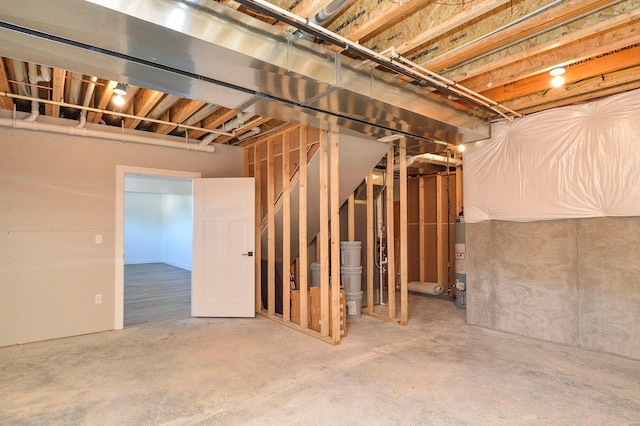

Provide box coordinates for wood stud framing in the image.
[319,130,330,337]
[282,133,291,323]
[399,139,408,325]
[386,144,396,321]
[254,144,262,312]
[329,130,341,344]
[267,139,276,317]
[298,127,309,331]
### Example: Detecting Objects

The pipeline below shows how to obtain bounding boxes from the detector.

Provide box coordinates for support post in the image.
[386,145,396,321]
[282,133,291,323]
[319,130,330,337]
[399,139,408,325]
[267,139,276,317]
[330,130,341,343]
[254,144,262,312]
[299,128,309,329]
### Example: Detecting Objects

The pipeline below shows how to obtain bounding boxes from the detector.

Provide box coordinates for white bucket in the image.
[345,291,363,318]
[341,265,362,293]
[340,241,362,267]
[310,262,321,287]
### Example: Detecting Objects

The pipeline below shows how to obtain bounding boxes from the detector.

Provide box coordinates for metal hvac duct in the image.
[0,0,491,149]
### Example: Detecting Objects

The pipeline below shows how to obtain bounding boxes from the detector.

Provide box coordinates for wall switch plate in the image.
[95,234,103,244]
[95,294,102,304]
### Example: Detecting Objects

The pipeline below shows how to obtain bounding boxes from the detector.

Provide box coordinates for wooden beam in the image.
[319,130,330,337]
[399,139,408,325]
[299,127,309,330]
[243,147,251,177]
[0,59,14,110]
[344,0,431,42]
[189,108,238,140]
[87,80,115,124]
[395,0,511,56]
[282,133,291,323]
[347,193,355,242]
[423,0,617,72]
[480,44,640,102]
[418,177,425,282]
[329,130,341,344]
[155,99,205,135]
[267,138,276,317]
[46,68,65,117]
[386,145,396,321]
[454,11,640,91]
[254,144,263,312]
[366,171,374,315]
[508,65,640,114]
[124,89,164,129]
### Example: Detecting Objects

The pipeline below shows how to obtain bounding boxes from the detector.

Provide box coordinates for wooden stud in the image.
[386,145,396,321]
[282,133,291,323]
[329,130,341,344]
[267,139,276,317]
[299,127,309,330]
[399,139,408,325]
[87,80,116,124]
[419,177,425,282]
[123,89,164,129]
[0,60,14,110]
[254,144,262,312]
[348,193,355,242]
[47,68,66,118]
[243,148,250,177]
[319,130,330,337]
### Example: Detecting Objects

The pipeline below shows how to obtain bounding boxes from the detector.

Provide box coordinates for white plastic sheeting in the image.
[464,89,640,223]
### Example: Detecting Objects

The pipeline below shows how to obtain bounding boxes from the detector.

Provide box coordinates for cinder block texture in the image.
[467,217,640,360]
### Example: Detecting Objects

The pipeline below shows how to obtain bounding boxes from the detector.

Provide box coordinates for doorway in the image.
[123,174,194,326]
[115,166,201,330]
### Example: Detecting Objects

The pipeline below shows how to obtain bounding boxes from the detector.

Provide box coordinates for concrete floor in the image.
[1,294,639,425]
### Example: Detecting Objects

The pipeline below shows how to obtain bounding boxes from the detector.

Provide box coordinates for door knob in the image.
[242,251,253,257]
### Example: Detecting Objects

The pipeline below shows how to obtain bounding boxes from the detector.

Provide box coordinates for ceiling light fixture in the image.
[112,94,126,107]
[113,82,128,96]
[388,0,412,4]
[549,67,565,88]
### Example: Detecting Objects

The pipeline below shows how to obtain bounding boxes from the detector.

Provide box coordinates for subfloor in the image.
[1,295,639,425]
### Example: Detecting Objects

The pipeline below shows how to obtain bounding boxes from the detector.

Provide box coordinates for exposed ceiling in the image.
[0,0,638,152]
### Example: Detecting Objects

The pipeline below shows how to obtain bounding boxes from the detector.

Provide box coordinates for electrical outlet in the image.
[95,234,103,244]
[95,294,102,304]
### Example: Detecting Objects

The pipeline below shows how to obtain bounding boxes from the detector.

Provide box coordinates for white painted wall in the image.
[124,192,164,264]
[0,119,243,347]
[162,193,193,270]
[124,177,194,270]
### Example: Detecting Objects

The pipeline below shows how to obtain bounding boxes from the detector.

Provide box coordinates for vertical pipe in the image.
[436,174,444,286]
[366,171,374,314]
[419,177,425,282]
[282,132,291,323]
[399,139,408,325]
[347,193,355,242]
[386,145,396,321]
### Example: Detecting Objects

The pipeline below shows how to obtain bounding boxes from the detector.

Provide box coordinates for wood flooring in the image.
[124,263,191,326]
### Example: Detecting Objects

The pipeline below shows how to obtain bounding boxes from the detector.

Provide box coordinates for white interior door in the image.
[192,177,255,317]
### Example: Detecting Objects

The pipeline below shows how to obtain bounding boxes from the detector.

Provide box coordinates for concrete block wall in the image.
[467,217,640,360]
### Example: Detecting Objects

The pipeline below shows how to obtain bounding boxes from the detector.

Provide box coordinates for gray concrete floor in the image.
[1,294,639,425]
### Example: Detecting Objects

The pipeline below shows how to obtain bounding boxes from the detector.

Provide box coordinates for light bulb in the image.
[113,94,126,106]
[551,75,565,88]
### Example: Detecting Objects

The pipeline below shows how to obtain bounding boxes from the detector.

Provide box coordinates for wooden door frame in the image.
[114,165,201,330]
